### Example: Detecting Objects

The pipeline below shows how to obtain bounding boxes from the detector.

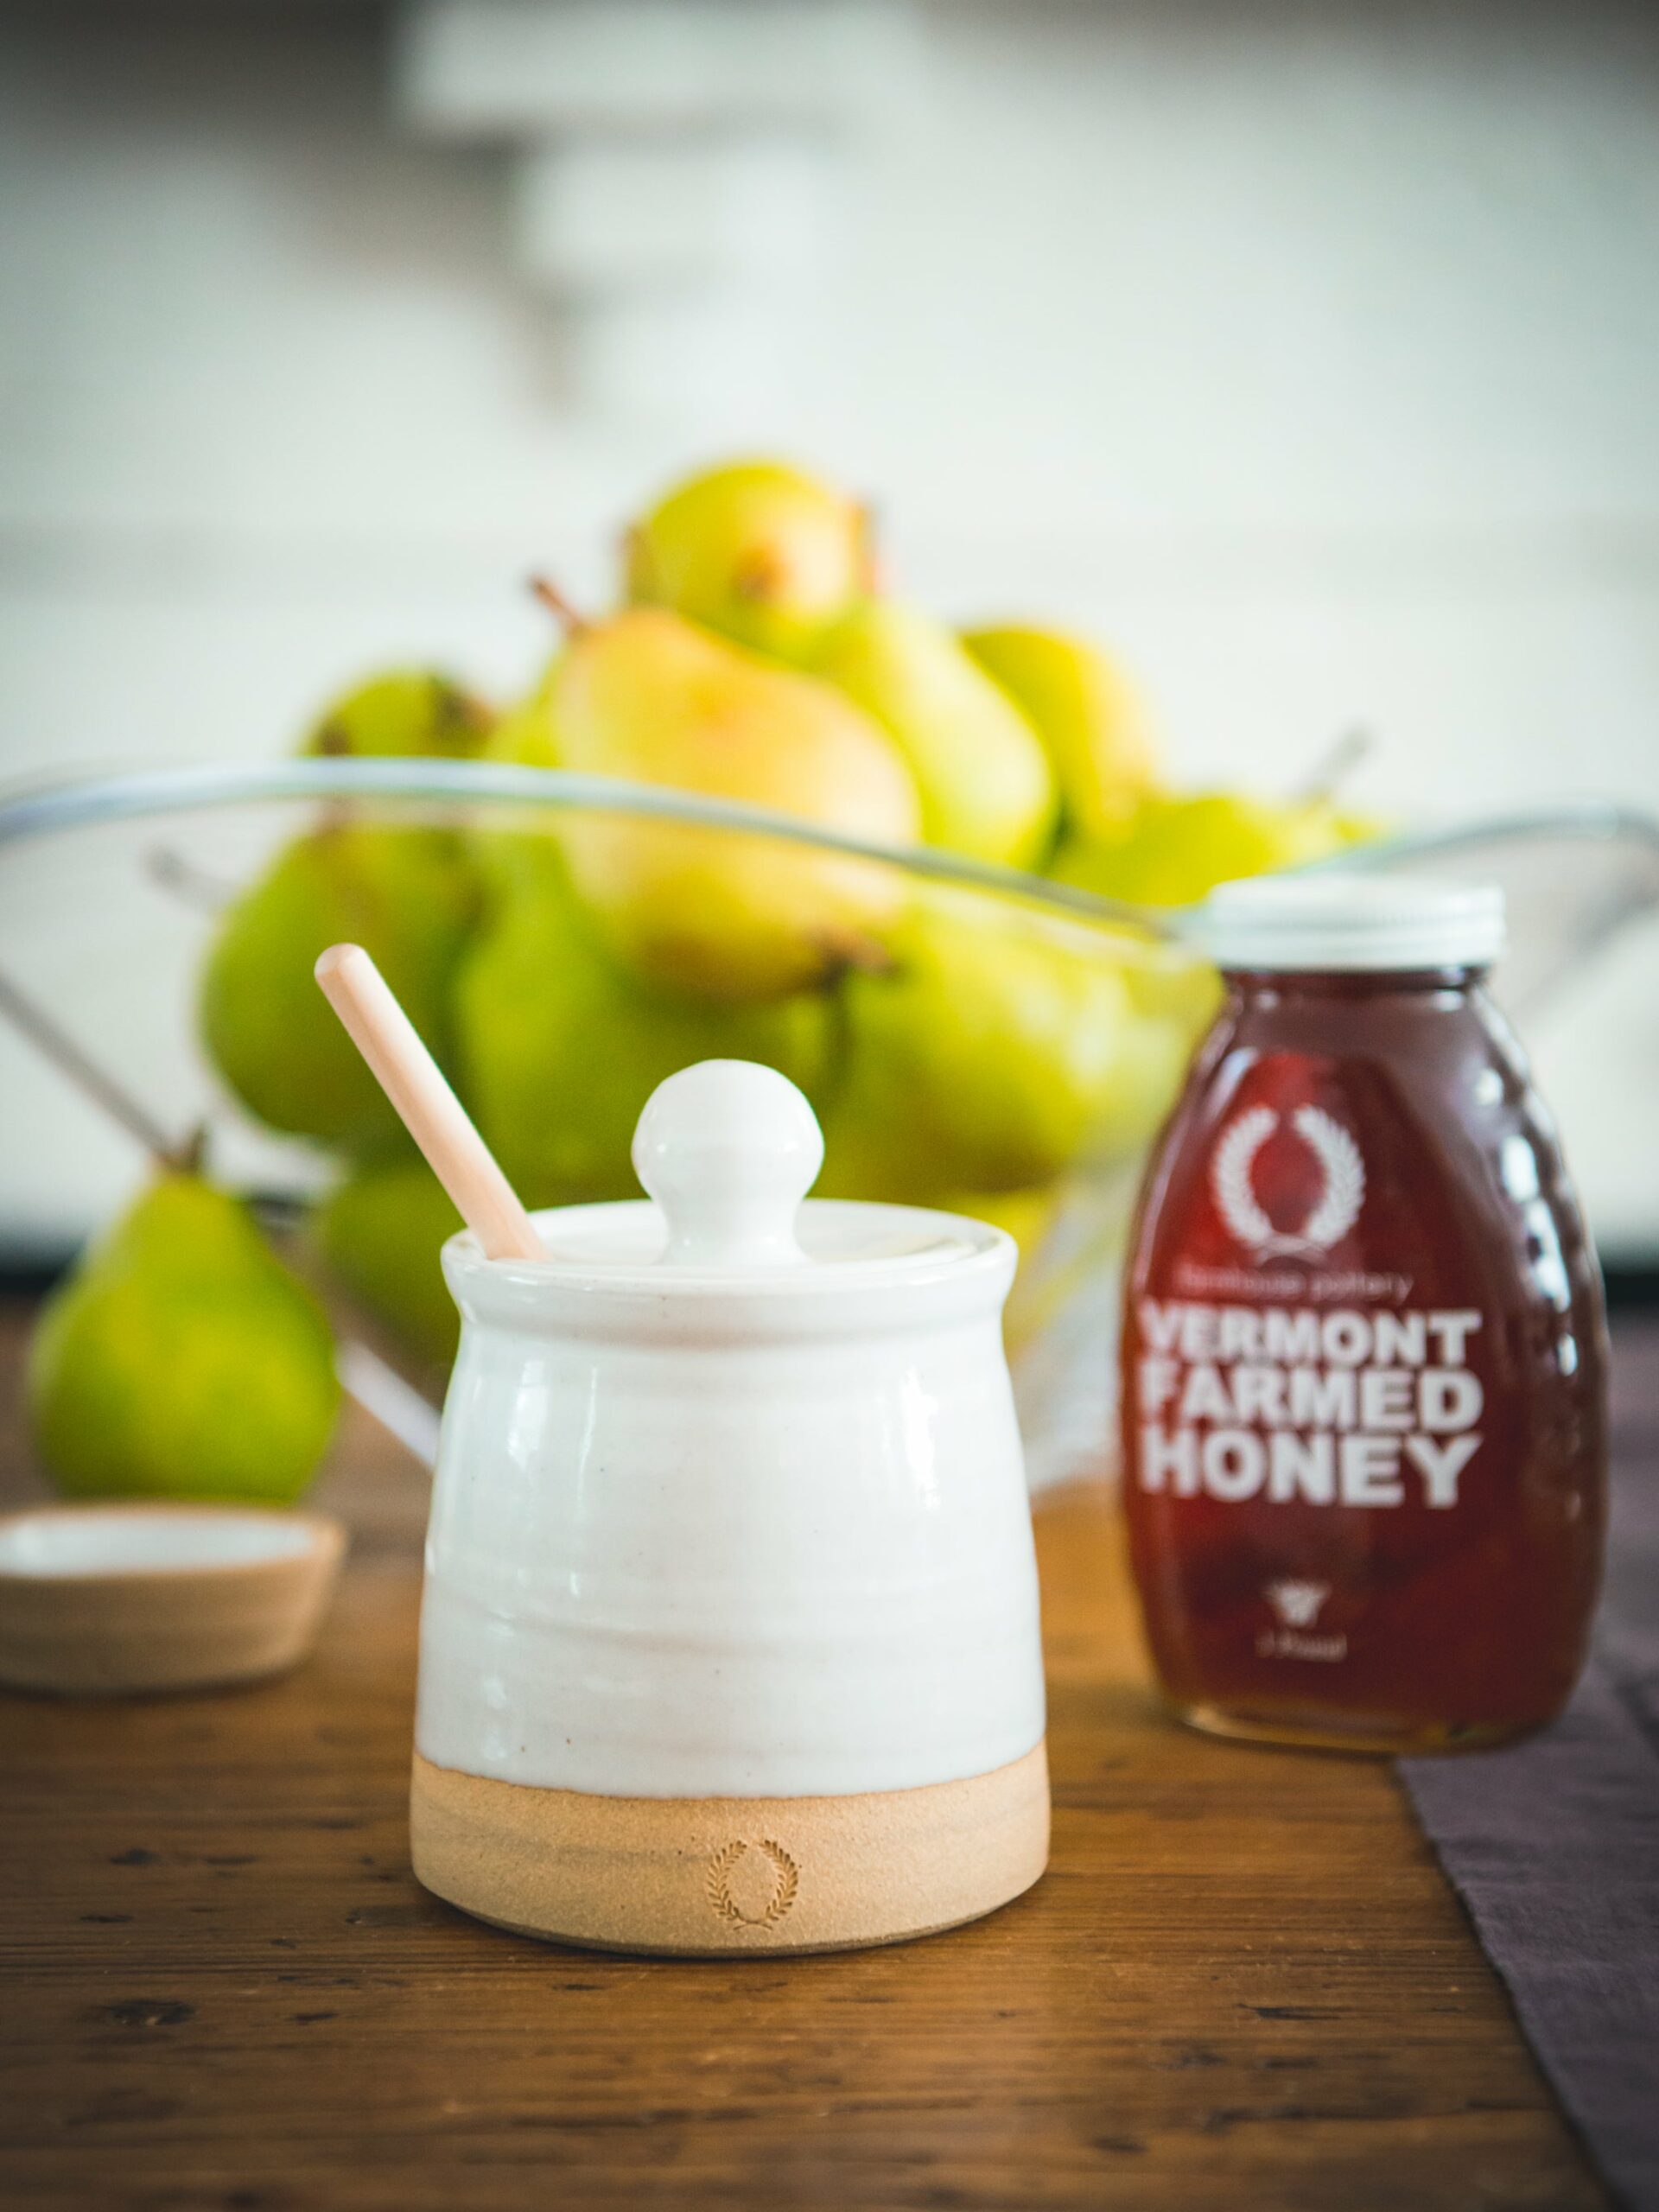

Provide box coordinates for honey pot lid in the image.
[446,1061,1011,1298]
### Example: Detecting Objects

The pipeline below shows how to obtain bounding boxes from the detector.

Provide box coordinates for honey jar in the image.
[1121,877,1607,1753]
[410,1059,1049,1952]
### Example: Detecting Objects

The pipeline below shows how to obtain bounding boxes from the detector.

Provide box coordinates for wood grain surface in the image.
[0,1296,1605,2211]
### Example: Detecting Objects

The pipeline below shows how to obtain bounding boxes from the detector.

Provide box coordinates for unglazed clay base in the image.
[410,1742,1050,1955]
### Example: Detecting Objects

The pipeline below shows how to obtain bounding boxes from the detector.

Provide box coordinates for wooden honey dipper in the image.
[314,944,544,1263]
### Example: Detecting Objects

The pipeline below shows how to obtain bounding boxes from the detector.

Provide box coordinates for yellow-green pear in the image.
[1052,791,1351,909]
[963,624,1158,839]
[1088,1004,1207,1155]
[549,607,920,1001]
[814,603,1057,868]
[302,669,494,759]
[200,823,479,1146]
[1331,804,1395,848]
[483,693,560,772]
[483,626,563,772]
[1121,940,1225,1036]
[474,685,564,891]
[467,659,566,903]
[935,1184,1059,1261]
[626,458,872,661]
[28,1173,340,1503]
[313,1152,462,1370]
[455,842,834,1207]
[817,891,1149,1198]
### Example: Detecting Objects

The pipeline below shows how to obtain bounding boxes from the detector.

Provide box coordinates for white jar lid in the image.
[1190,874,1506,973]
[442,1061,1013,1332]
[632,1058,827,1270]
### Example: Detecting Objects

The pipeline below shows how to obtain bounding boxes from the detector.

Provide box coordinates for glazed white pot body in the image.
[415,1201,1045,1801]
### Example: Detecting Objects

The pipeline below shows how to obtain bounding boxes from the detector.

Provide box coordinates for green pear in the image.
[626,459,872,661]
[483,689,560,772]
[313,1151,462,1369]
[200,823,479,1146]
[1121,940,1225,1036]
[963,624,1158,840]
[1052,791,1352,908]
[932,1184,1058,1262]
[29,1173,340,1503]
[813,603,1057,868]
[1331,804,1395,848]
[462,661,567,912]
[549,607,920,1001]
[817,891,1156,1198]
[302,668,494,759]
[455,842,834,1207]
[474,687,564,894]
[483,622,565,774]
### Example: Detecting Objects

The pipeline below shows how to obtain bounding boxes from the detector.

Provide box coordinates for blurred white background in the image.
[1,0,1656,1256]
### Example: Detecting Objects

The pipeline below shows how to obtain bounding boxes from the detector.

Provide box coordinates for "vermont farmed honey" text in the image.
[1133,1299,1484,1509]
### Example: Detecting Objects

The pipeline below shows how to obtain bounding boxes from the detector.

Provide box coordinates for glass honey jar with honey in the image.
[1120,877,1607,1753]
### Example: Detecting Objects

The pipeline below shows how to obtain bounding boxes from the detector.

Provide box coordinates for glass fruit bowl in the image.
[2,762,1655,1492]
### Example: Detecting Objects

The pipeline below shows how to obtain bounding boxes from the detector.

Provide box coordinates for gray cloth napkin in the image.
[1400,1318,1659,2212]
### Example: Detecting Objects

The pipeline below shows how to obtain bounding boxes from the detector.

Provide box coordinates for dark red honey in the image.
[1120,886,1606,1753]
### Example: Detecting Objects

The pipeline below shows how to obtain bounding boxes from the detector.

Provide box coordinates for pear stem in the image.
[1295,725,1374,807]
[528,575,590,636]
[146,844,238,915]
[855,498,882,595]
[0,967,190,1171]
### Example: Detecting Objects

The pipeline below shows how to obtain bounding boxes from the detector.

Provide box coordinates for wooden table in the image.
[0,1296,1605,2211]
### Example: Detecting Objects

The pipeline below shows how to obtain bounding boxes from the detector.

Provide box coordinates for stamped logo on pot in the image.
[707,1839,799,1930]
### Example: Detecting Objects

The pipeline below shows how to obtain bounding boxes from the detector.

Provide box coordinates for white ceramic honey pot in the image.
[410,1059,1049,1955]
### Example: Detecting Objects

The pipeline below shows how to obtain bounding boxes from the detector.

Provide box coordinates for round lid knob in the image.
[632,1060,824,1270]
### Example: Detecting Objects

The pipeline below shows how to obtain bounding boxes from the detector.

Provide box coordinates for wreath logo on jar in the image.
[706,1838,800,1929]
[1211,1104,1365,1261]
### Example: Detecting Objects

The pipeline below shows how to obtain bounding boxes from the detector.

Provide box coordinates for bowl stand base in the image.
[410,1743,1049,1955]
